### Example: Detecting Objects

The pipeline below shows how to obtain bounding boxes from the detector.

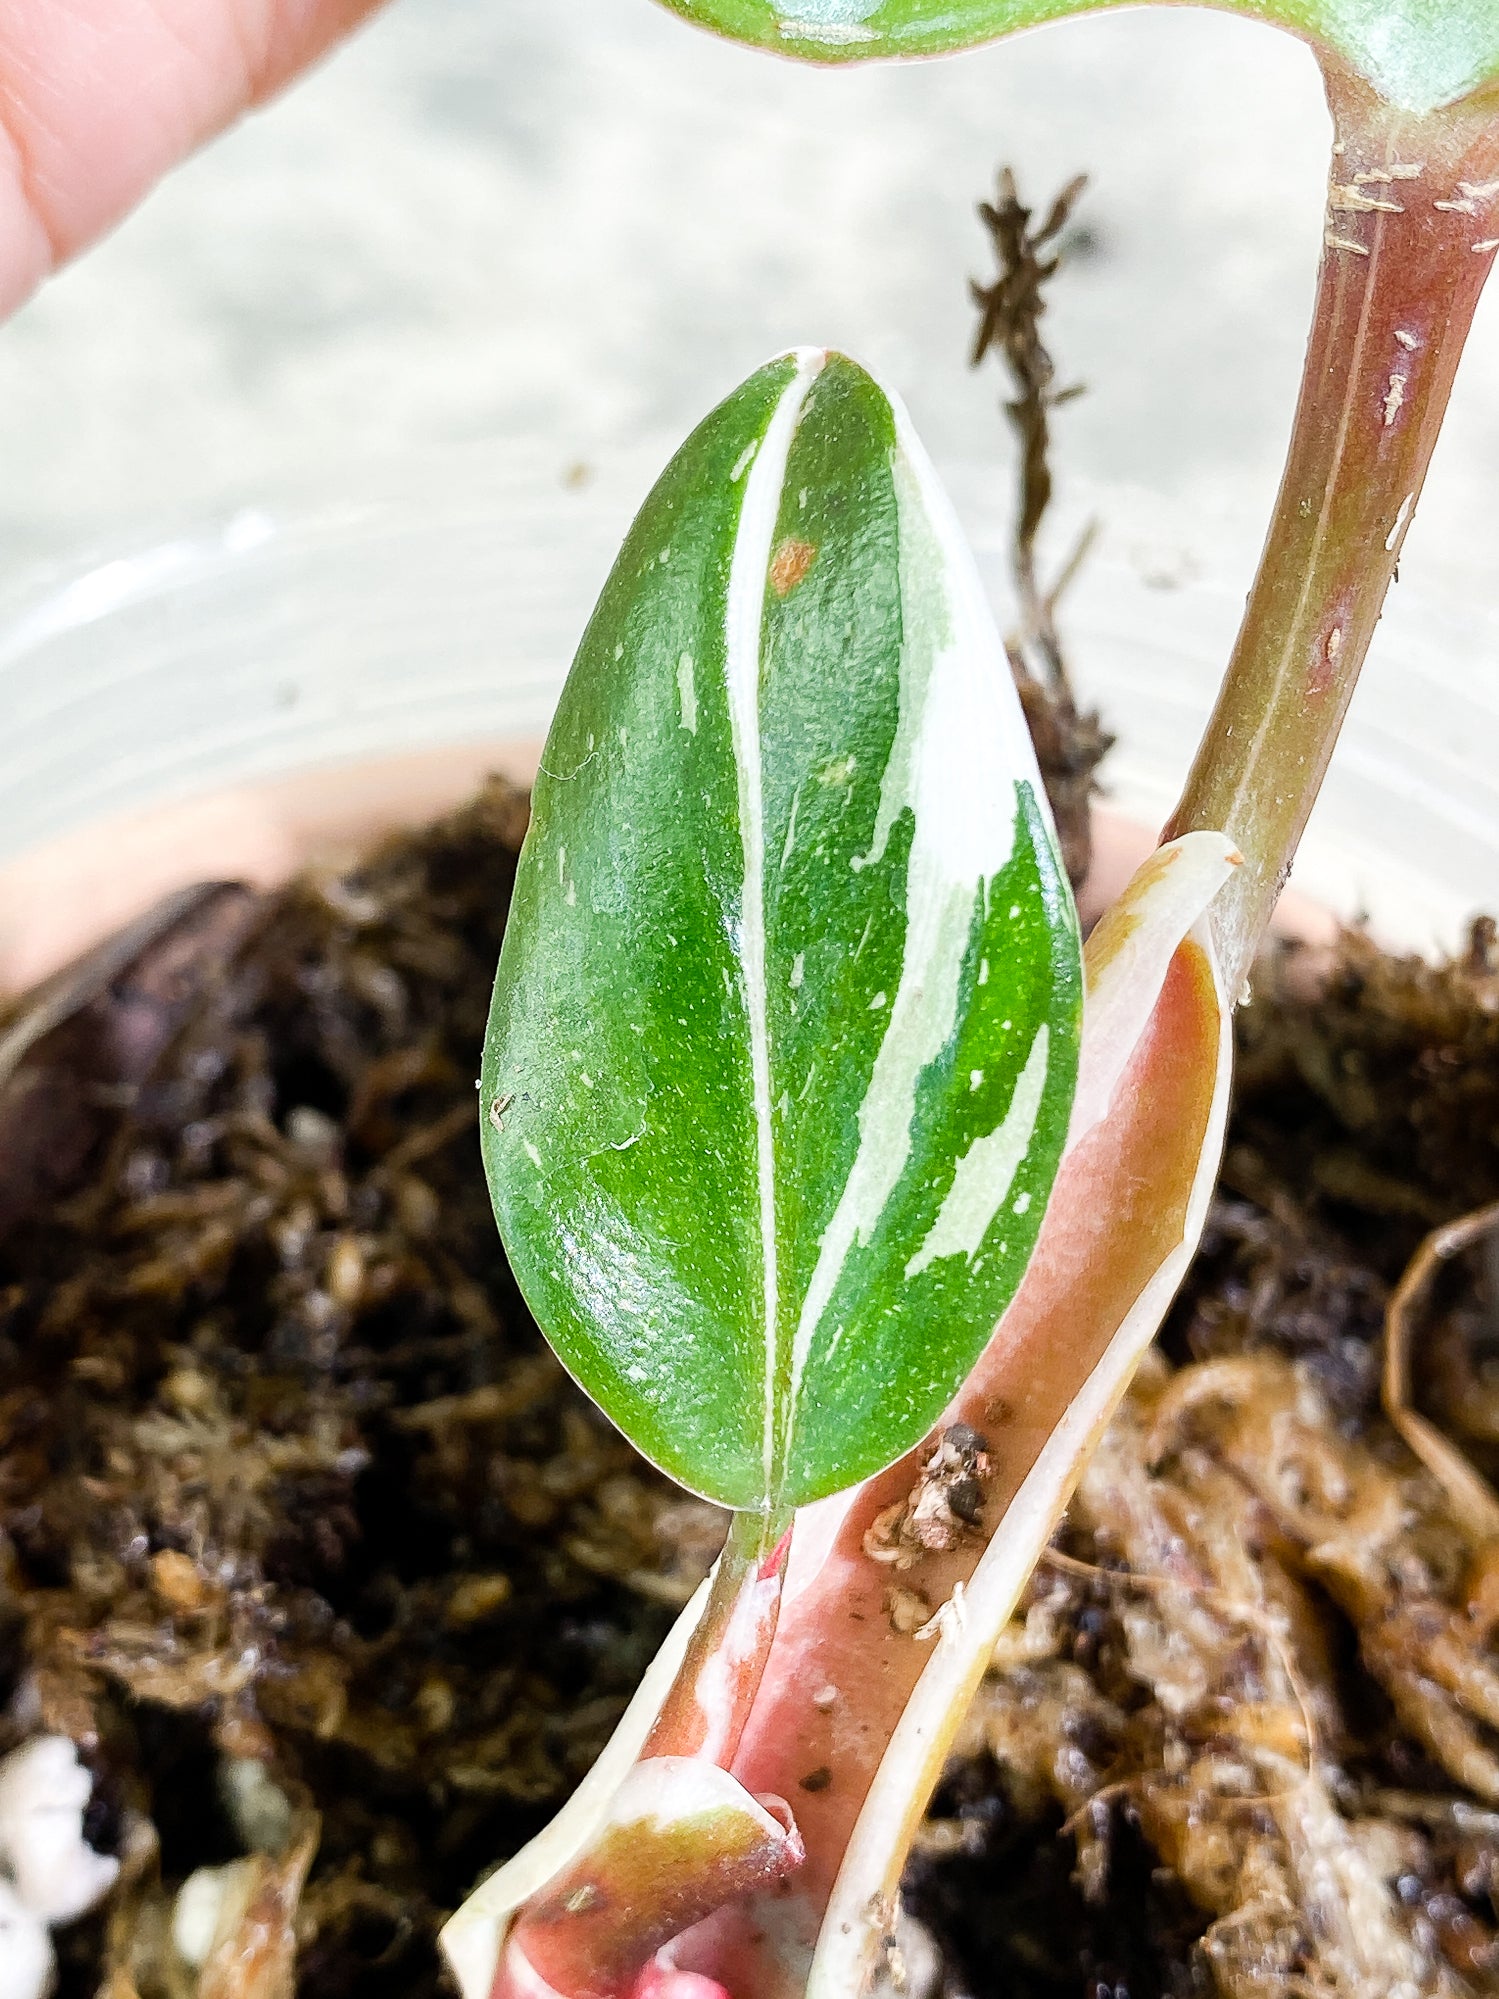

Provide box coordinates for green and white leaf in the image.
[654,0,1499,117]
[482,350,1081,1513]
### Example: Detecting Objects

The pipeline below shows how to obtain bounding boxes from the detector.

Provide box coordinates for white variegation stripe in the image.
[905,1024,1049,1279]
[784,386,1059,1444]
[779,0,880,32]
[724,346,826,1493]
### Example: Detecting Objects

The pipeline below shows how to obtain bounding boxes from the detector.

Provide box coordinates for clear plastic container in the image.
[2,450,1496,987]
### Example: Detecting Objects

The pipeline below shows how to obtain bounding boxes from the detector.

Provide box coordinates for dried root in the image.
[971,168,1112,891]
[1384,1204,1499,1544]
[915,1330,1499,1998]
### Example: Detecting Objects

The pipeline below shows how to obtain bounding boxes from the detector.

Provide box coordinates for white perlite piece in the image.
[172,1858,260,1969]
[221,1756,295,1857]
[0,1880,53,1999]
[0,1734,120,1997]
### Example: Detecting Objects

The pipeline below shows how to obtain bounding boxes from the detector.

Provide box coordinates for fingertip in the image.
[0,0,390,316]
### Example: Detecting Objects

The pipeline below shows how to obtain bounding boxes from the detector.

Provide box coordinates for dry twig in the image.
[972,166,1090,688]
[971,168,1111,885]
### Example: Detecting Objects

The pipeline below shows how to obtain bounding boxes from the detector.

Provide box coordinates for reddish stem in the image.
[481,72,1499,1999]
[642,1509,793,1764]
[1164,73,1499,987]
[495,1510,795,1999]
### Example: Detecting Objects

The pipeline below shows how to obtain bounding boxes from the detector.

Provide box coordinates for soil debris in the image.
[887,1585,936,1638]
[0,778,721,1998]
[865,1425,994,1572]
[4,768,1499,1997]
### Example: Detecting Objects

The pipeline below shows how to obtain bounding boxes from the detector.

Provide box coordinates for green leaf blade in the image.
[483,358,796,1511]
[655,0,1499,115]
[483,350,1081,1511]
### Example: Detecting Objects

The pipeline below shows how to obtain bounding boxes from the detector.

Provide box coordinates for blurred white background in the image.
[0,0,1346,559]
[1,0,1498,957]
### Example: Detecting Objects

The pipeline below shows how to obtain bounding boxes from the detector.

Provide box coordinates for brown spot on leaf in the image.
[769,538,817,598]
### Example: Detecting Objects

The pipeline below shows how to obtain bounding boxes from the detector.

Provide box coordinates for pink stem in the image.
[496,1768,804,1999]
[498,1513,795,1998]
[644,1513,793,1763]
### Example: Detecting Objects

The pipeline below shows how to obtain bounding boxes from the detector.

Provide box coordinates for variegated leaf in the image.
[652,0,1499,116]
[481,349,1081,1512]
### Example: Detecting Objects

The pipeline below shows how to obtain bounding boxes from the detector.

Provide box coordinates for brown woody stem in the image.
[1164,72,1499,988]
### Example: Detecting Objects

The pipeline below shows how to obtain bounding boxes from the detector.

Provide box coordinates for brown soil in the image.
[0,779,721,1998]
[2,763,1498,1997]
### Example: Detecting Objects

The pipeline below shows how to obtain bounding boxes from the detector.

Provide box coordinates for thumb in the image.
[0,0,387,319]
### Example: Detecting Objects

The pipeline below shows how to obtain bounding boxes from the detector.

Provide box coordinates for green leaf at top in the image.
[654,0,1499,116]
[482,351,1081,1513]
